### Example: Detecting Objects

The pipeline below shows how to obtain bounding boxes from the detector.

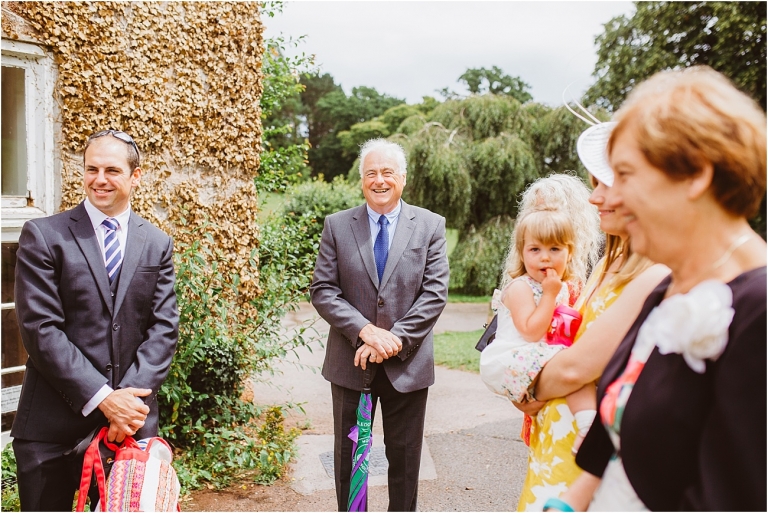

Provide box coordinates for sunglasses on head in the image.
[88,129,140,155]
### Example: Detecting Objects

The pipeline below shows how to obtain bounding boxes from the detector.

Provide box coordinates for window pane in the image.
[1,307,26,427]
[1,66,28,197]
[1,243,18,304]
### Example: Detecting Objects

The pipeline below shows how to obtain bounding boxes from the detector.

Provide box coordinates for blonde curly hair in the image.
[500,173,601,290]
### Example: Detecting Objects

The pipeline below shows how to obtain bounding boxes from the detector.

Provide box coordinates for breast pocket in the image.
[129,266,160,309]
[403,247,427,268]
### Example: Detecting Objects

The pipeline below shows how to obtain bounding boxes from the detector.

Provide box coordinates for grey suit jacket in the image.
[11,202,179,444]
[310,201,449,393]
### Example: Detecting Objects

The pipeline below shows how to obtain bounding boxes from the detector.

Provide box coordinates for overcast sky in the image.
[263,1,636,107]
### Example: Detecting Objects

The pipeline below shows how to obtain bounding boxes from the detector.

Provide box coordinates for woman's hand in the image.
[535,263,670,401]
[512,399,545,416]
[550,471,602,511]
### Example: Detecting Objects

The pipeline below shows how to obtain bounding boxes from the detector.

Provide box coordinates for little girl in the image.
[480,208,596,445]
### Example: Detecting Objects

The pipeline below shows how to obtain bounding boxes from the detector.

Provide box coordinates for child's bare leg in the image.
[566,384,596,454]
[565,383,595,413]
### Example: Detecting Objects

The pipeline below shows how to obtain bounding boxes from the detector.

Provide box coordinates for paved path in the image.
[249,302,529,511]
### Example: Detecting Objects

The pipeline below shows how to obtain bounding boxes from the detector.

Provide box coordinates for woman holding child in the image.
[544,67,766,511]
[509,137,668,511]
[479,163,668,510]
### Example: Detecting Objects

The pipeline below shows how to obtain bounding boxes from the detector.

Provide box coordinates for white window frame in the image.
[1,38,56,445]
[1,38,57,244]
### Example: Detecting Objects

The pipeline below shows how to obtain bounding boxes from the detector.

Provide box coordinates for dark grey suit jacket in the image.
[310,201,449,393]
[11,202,179,444]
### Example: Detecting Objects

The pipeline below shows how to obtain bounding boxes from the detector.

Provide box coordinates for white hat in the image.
[577,122,617,187]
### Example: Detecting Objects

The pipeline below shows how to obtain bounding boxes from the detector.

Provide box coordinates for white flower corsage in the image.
[639,280,734,373]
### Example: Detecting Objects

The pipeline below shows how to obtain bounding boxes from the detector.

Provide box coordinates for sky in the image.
[262,1,636,107]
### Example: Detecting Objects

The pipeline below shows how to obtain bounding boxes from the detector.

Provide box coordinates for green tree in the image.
[400,94,592,234]
[302,82,404,180]
[448,216,516,295]
[458,66,533,103]
[588,1,767,239]
[588,2,767,110]
[529,104,610,177]
[336,104,425,160]
[258,26,313,192]
[300,72,342,148]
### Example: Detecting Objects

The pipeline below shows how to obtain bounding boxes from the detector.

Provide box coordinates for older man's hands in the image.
[354,344,384,370]
[356,323,402,369]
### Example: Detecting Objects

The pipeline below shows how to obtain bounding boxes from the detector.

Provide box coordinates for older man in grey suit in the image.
[11,130,179,511]
[310,138,449,511]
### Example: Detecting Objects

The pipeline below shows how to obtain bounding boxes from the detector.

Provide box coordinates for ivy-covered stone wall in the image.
[3,1,264,305]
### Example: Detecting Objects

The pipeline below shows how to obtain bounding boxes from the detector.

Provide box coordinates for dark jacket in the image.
[576,267,766,511]
[12,202,179,444]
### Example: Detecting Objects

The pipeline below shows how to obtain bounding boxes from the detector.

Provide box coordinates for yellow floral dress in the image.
[517,259,626,511]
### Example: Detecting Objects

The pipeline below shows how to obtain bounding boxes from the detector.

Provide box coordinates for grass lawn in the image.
[447,293,492,304]
[433,329,484,374]
[446,228,458,256]
[258,192,286,221]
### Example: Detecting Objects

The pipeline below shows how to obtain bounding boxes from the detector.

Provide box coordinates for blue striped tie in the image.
[374,215,389,283]
[102,218,122,284]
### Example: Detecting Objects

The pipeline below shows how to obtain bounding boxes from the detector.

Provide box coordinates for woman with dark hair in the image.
[545,66,766,511]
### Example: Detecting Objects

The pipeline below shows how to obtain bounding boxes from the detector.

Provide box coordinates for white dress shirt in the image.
[80,199,132,416]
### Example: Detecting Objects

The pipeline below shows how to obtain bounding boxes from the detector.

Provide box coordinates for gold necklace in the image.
[710,233,753,270]
[668,232,753,297]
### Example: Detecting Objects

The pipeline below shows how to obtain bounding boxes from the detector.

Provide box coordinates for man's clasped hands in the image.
[354,323,403,370]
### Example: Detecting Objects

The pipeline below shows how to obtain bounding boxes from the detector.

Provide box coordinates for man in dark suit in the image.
[310,138,449,511]
[11,130,179,511]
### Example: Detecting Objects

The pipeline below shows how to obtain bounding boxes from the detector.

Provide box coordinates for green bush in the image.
[253,407,301,484]
[157,215,318,490]
[449,215,515,296]
[280,176,363,243]
[1,445,19,511]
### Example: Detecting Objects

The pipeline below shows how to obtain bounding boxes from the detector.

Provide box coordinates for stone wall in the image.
[3,1,265,306]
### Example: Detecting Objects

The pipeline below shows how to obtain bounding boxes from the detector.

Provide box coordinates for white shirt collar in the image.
[83,198,131,231]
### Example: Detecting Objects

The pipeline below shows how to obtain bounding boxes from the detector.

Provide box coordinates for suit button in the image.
[378,299,384,307]
[106,364,113,371]
[112,323,119,331]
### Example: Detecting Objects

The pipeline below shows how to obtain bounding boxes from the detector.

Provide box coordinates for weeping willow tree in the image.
[400,94,603,234]
[342,92,607,294]
[402,94,608,293]
[401,122,472,229]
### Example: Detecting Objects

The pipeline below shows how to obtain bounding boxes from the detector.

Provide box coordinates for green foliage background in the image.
[448,216,516,296]
[587,1,766,111]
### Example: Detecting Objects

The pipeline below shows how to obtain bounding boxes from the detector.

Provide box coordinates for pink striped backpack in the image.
[76,426,181,512]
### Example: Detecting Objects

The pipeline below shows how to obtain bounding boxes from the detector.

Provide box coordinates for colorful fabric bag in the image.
[76,426,181,512]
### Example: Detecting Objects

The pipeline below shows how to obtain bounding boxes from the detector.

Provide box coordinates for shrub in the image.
[449,216,515,296]
[253,407,301,484]
[280,176,363,244]
[1,445,19,511]
[157,216,318,490]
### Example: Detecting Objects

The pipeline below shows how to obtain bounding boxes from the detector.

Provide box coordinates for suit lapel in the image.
[114,212,147,316]
[380,201,416,289]
[69,203,113,316]
[350,205,380,287]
